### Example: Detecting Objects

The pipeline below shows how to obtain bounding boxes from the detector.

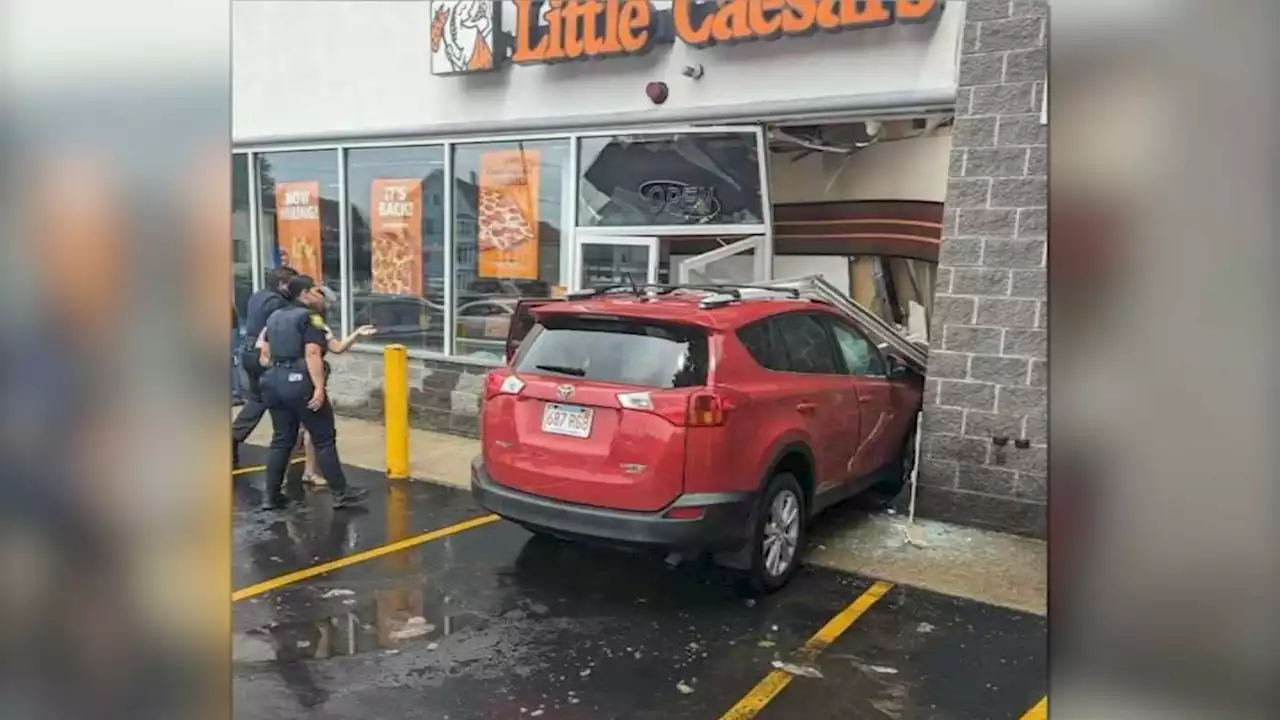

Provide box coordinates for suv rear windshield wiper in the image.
[535,363,587,377]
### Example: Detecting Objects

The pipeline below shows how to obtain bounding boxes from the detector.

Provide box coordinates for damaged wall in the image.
[918,0,1048,538]
[769,124,953,204]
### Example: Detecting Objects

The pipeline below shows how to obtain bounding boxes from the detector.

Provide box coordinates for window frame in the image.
[233,124,774,367]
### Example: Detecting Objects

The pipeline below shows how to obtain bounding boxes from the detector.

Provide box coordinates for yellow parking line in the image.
[232,456,305,476]
[719,580,895,720]
[231,514,500,601]
[1019,697,1048,720]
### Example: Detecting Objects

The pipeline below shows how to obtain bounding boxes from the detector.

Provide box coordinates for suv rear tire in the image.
[744,472,807,594]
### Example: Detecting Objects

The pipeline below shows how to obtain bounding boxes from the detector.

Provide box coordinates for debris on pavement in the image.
[744,598,756,608]
[771,661,824,678]
[917,622,935,634]
[321,588,355,599]
[867,665,900,675]
[757,640,776,648]
[676,680,695,695]
[389,617,434,641]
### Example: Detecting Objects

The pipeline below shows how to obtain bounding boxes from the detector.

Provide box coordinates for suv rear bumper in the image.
[471,457,754,550]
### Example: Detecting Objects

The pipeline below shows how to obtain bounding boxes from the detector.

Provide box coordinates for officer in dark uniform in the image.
[258,275,368,510]
[233,266,298,465]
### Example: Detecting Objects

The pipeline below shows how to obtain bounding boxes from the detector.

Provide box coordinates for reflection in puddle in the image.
[235,589,491,664]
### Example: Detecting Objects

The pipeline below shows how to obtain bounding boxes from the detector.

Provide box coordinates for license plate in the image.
[541,403,593,438]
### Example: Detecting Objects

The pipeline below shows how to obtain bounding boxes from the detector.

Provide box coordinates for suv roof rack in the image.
[696,284,802,309]
[565,282,803,308]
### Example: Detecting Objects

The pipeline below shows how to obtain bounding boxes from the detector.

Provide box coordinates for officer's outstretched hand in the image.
[308,387,326,411]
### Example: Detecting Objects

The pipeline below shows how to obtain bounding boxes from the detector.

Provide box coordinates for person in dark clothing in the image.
[257,275,368,510]
[232,266,298,466]
[232,303,245,406]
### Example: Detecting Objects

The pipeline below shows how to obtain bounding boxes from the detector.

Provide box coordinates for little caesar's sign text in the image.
[429,0,944,75]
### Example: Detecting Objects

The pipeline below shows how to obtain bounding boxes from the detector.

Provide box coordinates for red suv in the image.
[471,286,924,592]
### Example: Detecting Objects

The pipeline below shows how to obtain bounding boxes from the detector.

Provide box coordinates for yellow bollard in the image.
[383,344,410,480]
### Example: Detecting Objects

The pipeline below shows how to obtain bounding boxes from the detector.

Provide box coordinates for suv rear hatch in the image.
[484,311,709,512]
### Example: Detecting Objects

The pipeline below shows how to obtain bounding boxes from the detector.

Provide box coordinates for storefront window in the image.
[257,150,342,330]
[452,139,565,360]
[578,132,763,227]
[233,154,253,320]
[346,146,446,353]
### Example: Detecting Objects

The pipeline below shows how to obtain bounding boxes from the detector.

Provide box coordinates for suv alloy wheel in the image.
[746,472,806,594]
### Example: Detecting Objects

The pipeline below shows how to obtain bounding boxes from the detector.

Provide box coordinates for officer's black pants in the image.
[232,348,267,445]
[261,367,350,496]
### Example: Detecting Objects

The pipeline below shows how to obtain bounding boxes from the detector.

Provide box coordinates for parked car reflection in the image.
[351,292,445,351]
[350,292,526,357]
[455,297,516,358]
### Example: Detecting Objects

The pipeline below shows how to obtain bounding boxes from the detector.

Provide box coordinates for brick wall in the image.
[916,0,1048,537]
[325,351,492,438]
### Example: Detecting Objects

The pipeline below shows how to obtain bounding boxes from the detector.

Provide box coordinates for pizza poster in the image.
[477,150,540,280]
[370,178,424,296]
[274,181,323,282]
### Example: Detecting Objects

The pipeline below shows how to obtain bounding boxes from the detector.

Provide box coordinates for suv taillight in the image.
[687,392,727,427]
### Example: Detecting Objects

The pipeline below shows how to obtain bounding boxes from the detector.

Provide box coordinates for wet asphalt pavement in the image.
[232,448,1046,719]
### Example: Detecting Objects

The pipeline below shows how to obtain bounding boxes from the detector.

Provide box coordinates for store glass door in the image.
[573,236,659,291]
[675,235,769,285]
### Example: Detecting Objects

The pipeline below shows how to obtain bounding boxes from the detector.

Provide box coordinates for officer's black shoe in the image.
[261,493,291,511]
[332,487,369,509]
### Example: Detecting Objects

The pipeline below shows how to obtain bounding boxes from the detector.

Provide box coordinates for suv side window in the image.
[736,318,788,371]
[827,318,887,377]
[773,313,842,375]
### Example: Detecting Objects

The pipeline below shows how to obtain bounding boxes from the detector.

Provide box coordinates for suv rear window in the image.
[514,316,708,388]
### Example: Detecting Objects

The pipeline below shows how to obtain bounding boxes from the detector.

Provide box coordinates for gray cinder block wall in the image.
[325,351,489,438]
[916,0,1048,537]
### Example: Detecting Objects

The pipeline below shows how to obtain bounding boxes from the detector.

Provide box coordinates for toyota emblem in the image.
[556,384,574,400]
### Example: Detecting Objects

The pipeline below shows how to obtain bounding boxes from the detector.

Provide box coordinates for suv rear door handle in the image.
[796,401,818,414]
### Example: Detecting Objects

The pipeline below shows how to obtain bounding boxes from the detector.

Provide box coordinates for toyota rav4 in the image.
[471,285,924,592]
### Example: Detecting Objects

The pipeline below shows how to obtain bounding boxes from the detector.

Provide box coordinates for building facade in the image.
[232,0,1048,537]
[919,0,1048,537]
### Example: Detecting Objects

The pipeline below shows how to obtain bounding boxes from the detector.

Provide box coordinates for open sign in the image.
[638,180,722,222]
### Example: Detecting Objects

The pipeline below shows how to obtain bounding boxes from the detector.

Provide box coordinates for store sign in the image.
[430,0,945,76]
[477,150,542,280]
[370,179,424,296]
[640,180,721,222]
[275,181,323,282]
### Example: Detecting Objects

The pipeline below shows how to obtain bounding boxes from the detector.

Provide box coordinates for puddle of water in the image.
[233,592,492,665]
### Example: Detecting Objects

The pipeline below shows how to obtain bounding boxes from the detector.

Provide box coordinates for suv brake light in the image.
[687,392,727,427]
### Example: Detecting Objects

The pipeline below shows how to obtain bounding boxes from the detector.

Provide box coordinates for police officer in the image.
[258,275,368,510]
[233,266,298,465]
